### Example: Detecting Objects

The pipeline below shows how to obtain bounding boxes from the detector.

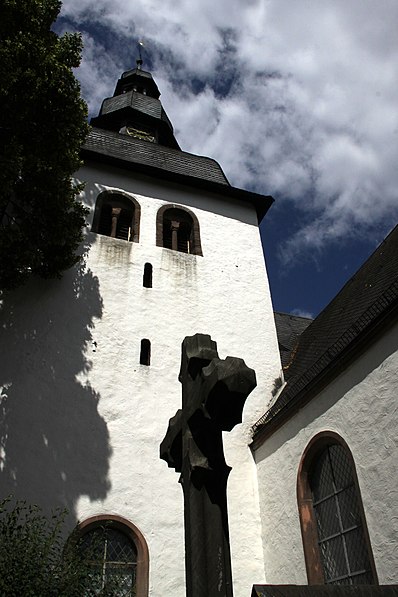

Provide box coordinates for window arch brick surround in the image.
[92,190,141,242]
[77,514,149,597]
[156,203,202,255]
[297,431,377,585]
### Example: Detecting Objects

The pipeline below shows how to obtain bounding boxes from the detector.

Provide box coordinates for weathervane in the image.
[136,40,144,69]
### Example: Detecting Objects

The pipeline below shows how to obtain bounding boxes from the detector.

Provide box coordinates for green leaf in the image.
[0,0,89,290]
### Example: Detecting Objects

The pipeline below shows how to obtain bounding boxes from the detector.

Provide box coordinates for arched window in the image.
[77,515,149,597]
[156,204,202,255]
[92,191,140,242]
[297,432,377,585]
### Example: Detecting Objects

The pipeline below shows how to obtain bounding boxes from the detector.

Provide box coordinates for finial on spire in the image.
[136,40,144,69]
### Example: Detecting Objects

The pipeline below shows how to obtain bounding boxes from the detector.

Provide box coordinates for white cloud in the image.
[290,309,314,320]
[58,0,398,264]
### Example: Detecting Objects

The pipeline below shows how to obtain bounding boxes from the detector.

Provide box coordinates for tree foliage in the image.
[0,497,90,596]
[0,0,89,290]
[0,497,129,596]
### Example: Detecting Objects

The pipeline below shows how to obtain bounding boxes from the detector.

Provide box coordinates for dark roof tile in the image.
[83,128,229,186]
[254,224,398,435]
[82,128,274,222]
[274,312,313,368]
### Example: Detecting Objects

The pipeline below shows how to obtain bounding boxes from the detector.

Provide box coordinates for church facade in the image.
[0,64,397,595]
[253,225,398,588]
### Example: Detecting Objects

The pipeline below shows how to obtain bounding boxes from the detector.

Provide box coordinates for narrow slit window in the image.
[143,263,152,288]
[140,339,151,366]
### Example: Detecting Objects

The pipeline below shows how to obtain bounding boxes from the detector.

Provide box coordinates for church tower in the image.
[0,62,282,596]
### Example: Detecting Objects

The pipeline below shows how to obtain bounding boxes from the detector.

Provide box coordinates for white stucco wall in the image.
[255,320,398,584]
[0,161,281,596]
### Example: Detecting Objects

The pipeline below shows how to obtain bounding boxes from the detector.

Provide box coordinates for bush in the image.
[0,497,127,596]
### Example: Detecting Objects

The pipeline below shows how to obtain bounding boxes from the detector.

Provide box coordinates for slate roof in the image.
[99,92,174,131]
[84,127,229,185]
[116,67,161,98]
[274,312,313,368]
[253,224,398,443]
[82,127,274,222]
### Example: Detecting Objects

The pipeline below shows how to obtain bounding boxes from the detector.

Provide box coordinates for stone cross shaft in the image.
[160,334,257,597]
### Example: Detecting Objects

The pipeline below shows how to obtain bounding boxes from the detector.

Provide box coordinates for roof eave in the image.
[81,147,274,223]
[251,294,398,451]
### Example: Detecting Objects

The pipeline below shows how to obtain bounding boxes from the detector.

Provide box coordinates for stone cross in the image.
[160,334,257,597]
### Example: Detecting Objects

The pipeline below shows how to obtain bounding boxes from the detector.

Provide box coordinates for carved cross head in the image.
[160,334,256,479]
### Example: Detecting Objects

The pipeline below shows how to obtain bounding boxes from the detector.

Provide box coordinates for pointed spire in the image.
[90,53,180,149]
[136,40,144,70]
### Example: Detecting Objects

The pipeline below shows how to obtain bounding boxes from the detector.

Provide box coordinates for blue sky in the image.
[55,1,398,318]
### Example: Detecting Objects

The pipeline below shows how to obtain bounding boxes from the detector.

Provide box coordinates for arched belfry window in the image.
[297,432,377,585]
[156,204,202,255]
[77,515,149,597]
[92,191,140,242]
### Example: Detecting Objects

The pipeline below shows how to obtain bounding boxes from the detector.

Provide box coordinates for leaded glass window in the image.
[309,443,375,585]
[80,525,137,596]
